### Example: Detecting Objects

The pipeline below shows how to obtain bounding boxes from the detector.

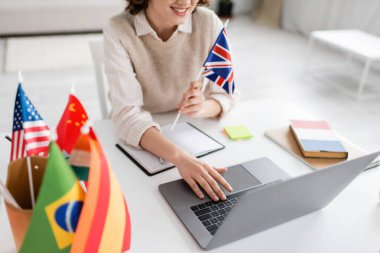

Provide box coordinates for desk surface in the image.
[1,99,380,253]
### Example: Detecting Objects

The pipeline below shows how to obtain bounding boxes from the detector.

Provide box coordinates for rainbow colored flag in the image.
[19,142,85,253]
[70,131,131,252]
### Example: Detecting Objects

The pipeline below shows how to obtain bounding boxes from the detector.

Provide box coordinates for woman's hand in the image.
[178,80,223,118]
[178,80,204,117]
[174,152,233,201]
[140,126,233,201]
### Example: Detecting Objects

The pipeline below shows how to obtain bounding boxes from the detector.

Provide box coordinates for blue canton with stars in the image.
[13,83,44,131]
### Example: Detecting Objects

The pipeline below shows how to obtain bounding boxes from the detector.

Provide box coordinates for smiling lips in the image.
[170,6,190,16]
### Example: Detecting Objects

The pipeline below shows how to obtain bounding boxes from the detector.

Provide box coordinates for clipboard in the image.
[116,122,225,176]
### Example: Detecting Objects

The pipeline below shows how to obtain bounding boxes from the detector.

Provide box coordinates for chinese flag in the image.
[56,94,88,155]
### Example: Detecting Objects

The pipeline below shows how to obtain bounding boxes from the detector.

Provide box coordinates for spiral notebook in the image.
[116,122,225,176]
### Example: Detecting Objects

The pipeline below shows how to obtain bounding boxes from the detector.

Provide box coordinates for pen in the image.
[5,135,12,142]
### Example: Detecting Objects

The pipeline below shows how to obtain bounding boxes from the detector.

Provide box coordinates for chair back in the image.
[89,40,112,119]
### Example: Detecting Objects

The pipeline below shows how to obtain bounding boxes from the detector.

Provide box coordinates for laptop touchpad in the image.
[222,165,262,193]
[242,157,290,184]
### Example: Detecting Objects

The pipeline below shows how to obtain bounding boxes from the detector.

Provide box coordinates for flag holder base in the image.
[5,157,47,251]
[5,203,32,251]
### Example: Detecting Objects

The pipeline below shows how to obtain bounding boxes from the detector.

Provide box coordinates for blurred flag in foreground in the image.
[10,84,50,161]
[201,27,235,95]
[19,142,85,253]
[70,130,131,253]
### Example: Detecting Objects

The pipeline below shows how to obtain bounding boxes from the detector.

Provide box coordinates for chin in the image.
[172,11,193,24]
[174,17,188,25]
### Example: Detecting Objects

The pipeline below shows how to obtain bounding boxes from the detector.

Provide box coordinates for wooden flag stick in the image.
[26,156,35,208]
[170,19,230,131]
[170,69,203,130]
[18,69,23,83]
[70,80,76,94]
[224,19,229,29]
[18,70,36,208]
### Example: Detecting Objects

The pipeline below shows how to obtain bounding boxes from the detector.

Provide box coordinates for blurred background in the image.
[0,0,379,151]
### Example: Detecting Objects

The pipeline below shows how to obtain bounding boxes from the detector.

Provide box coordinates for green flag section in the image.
[19,142,85,253]
[69,148,91,181]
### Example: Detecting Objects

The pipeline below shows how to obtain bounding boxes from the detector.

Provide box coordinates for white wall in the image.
[282,0,380,36]
[0,0,255,35]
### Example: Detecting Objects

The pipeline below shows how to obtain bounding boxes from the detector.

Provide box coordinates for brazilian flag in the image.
[19,142,85,253]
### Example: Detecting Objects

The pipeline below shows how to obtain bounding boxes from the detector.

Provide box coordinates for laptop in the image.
[159,152,379,250]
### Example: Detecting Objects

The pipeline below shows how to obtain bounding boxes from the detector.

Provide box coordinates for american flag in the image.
[10,84,50,161]
[201,28,235,95]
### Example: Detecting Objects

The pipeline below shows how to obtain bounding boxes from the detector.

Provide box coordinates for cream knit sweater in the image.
[103,7,236,148]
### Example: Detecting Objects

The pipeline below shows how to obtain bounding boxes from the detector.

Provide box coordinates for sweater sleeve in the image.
[204,12,240,117]
[103,22,160,148]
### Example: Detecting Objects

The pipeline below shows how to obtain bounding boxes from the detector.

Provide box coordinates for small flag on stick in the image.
[201,25,235,95]
[19,142,85,253]
[10,84,50,161]
[10,76,50,207]
[171,20,235,130]
[56,94,88,157]
[70,128,131,253]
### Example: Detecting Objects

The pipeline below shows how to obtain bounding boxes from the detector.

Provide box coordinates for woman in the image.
[104,0,237,201]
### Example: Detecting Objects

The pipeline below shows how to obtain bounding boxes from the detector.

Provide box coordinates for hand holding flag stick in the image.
[171,19,233,130]
[170,68,203,130]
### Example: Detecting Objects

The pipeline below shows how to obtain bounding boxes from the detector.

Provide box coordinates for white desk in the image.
[306,30,380,100]
[1,99,380,252]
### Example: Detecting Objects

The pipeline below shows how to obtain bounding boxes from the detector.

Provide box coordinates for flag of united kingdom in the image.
[201,28,235,95]
[10,84,50,161]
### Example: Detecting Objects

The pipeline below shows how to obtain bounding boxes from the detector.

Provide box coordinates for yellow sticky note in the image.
[224,125,253,140]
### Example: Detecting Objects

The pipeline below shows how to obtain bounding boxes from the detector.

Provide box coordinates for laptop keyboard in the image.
[190,192,243,236]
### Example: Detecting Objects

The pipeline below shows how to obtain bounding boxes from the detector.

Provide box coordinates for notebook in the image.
[116,122,225,176]
[289,120,348,159]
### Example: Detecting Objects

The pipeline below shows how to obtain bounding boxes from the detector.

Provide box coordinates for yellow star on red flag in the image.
[56,95,89,154]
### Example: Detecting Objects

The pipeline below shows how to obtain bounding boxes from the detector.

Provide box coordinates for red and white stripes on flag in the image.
[11,121,50,161]
[200,28,235,94]
[10,84,50,161]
